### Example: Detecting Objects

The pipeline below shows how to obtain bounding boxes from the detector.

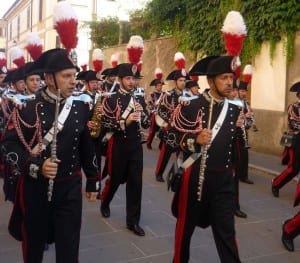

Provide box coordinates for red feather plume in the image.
[221,11,247,56]
[53,2,78,53]
[127,35,144,65]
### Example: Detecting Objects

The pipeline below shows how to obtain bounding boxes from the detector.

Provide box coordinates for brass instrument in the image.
[90,96,102,138]
[197,97,214,201]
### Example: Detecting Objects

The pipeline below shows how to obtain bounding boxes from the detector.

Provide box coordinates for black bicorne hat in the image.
[185,80,199,89]
[166,69,190,81]
[22,62,44,79]
[101,68,116,77]
[149,79,165,86]
[33,48,79,73]
[206,56,237,77]
[115,63,137,78]
[189,56,219,76]
[77,70,99,81]
[3,69,19,83]
[238,80,248,91]
[289,81,300,92]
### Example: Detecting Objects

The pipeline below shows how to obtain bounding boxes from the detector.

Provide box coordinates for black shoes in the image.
[127,224,145,236]
[282,224,294,252]
[240,178,254,184]
[100,205,110,218]
[156,174,165,182]
[271,180,279,197]
[235,209,247,218]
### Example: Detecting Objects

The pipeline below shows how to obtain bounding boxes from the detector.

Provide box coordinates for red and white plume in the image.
[10,46,25,68]
[221,11,247,56]
[127,35,144,65]
[174,52,186,70]
[92,49,105,72]
[243,64,252,83]
[25,32,43,61]
[53,1,78,53]
[80,63,87,71]
[0,52,7,68]
[110,53,119,68]
[155,67,163,80]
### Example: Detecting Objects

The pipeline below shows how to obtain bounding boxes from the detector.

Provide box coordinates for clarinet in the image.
[241,101,250,149]
[48,88,61,202]
[197,97,214,201]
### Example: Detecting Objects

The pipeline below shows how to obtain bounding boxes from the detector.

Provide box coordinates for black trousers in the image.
[12,175,82,263]
[234,136,249,181]
[172,165,240,263]
[101,136,143,225]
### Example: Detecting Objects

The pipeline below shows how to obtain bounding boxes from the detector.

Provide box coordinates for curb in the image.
[249,164,278,177]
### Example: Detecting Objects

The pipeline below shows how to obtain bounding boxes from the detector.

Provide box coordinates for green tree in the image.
[84,17,120,48]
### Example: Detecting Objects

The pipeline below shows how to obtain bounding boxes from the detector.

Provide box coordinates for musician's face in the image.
[120,76,134,91]
[46,68,77,98]
[87,80,98,93]
[14,80,26,93]
[155,84,162,92]
[208,73,234,99]
[238,89,247,99]
[228,88,238,100]
[176,77,186,90]
[26,74,41,95]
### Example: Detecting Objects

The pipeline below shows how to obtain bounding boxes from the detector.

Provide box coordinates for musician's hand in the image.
[236,117,243,127]
[41,158,60,179]
[126,112,141,126]
[196,128,212,145]
[87,120,97,130]
[134,102,143,112]
[85,192,98,202]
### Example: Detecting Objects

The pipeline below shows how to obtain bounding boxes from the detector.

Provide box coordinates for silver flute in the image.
[48,88,61,202]
[197,97,214,201]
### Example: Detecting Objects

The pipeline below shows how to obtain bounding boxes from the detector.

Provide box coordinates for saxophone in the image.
[90,96,102,138]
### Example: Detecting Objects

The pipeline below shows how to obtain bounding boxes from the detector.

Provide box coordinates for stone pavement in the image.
[0,144,299,263]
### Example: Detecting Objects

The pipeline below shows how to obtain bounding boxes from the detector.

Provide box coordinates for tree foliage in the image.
[84,17,120,48]
[86,0,300,64]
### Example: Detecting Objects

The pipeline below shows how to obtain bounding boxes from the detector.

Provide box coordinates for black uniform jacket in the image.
[170,90,240,171]
[101,88,150,137]
[0,87,99,193]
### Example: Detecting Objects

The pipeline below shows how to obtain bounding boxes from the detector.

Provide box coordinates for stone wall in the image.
[101,35,300,156]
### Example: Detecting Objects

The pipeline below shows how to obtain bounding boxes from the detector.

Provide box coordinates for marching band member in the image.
[154,52,189,182]
[146,68,164,150]
[100,63,150,236]
[272,82,300,197]
[0,48,99,262]
[171,56,243,263]
[236,80,254,184]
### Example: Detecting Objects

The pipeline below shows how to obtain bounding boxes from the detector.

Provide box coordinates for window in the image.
[39,0,43,22]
